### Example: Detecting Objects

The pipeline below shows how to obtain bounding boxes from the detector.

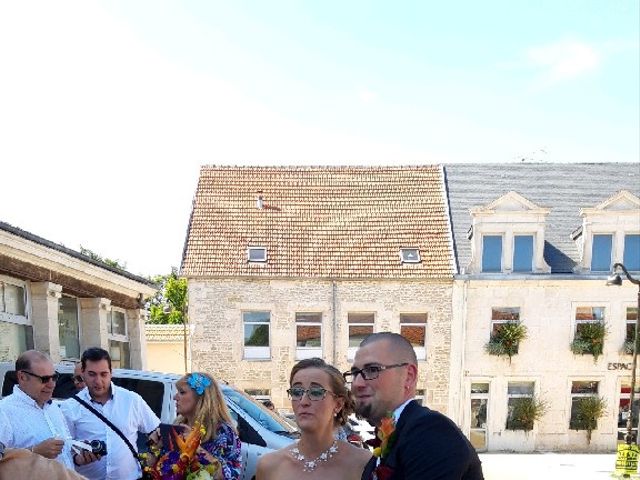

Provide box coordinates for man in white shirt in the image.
[0,350,74,469]
[60,347,160,480]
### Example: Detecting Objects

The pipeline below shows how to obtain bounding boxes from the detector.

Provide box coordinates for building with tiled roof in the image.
[182,165,455,414]
[0,221,157,369]
[444,163,640,453]
[182,165,453,279]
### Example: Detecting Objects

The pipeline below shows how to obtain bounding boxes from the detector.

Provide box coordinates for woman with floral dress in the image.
[149,372,242,479]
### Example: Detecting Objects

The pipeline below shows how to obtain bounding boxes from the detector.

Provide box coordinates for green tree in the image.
[79,245,127,270]
[146,268,187,325]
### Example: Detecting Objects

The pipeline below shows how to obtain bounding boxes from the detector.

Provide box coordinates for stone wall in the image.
[452,277,638,452]
[189,278,454,415]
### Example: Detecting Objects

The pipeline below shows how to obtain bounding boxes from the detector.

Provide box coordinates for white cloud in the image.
[527,38,600,87]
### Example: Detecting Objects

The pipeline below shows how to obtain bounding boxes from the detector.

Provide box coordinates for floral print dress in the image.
[198,422,242,480]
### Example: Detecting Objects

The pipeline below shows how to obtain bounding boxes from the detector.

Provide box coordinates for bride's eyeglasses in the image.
[287,386,337,401]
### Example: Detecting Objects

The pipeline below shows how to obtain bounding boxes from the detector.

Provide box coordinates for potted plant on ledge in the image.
[506,396,547,432]
[570,322,606,361]
[570,396,607,444]
[485,322,528,363]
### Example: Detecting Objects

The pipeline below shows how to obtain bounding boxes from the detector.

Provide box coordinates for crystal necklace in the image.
[290,440,339,472]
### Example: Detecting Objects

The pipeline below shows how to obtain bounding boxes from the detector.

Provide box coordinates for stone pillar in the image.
[79,298,110,352]
[127,308,148,370]
[30,282,62,362]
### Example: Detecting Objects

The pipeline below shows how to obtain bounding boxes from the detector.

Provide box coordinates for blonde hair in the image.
[175,372,236,443]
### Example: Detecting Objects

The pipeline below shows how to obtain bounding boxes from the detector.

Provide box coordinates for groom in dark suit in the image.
[346,332,483,480]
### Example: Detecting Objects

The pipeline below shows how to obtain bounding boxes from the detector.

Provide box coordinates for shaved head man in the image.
[346,333,484,480]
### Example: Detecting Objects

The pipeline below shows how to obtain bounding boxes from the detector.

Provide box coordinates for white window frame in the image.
[400,312,427,360]
[512,234,534,272]
[247,247,267,262]
[590,233,614,272]
[574,305,605,338]
[108,307,129,343]
[618,380,639,442]
[490,307,521,338]
[399,248,421,264]
[481,234,503,273]
[414,389,426,406]
[58,294,82,360]
[505,380,535,430]
[623,232,640,271]
[347,312,375,360]
[569,380,599,430]
[0,275,30,326]
[295,312,323,360]
[243,311,271,360]
[469,381,490,452]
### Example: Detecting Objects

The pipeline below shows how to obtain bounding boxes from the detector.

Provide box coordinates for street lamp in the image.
[607,263,640,445]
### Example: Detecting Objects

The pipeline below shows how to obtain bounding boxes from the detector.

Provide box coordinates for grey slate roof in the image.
[443,163,640,274]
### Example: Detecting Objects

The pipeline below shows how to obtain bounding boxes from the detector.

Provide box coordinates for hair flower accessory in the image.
[187,373,212,396]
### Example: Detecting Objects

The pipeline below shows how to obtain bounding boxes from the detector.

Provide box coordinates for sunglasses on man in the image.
[21,370,60,384]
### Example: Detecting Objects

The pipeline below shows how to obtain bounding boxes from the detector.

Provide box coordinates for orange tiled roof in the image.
[181,166,453,279]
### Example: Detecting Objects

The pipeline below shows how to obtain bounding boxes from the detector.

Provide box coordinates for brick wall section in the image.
[189,278,453,415]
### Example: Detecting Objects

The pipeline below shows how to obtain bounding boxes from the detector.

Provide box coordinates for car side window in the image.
[112,377,164,418]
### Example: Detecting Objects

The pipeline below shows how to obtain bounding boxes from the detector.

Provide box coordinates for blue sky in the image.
[0,1,638,276]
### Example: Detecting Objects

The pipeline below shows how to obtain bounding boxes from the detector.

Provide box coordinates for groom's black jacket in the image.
[361,400,484,480]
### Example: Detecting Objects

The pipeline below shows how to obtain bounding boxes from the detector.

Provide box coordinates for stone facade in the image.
[189,278,454,414]
[451,278,637,452]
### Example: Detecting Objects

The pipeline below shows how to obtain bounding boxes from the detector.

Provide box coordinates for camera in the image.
[89,440,107,456]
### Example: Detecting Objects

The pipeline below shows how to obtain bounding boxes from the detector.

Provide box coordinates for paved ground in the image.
[479,453,633,480]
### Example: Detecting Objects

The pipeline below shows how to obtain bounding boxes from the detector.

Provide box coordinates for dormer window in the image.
[577,190,640,273]
[400,248,421,263]
[247,247,267,262]
[469,191,551,274]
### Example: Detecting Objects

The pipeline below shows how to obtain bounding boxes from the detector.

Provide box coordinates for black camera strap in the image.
[71,395,139,462]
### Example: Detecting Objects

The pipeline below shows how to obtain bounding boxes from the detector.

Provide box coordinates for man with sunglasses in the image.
[0,350,74,469]
[72,362,86,392]
[347,333,483,480]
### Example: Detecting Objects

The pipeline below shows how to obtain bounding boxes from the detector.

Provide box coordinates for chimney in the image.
[256,191,264,209]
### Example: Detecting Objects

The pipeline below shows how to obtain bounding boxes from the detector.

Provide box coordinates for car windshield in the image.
[221,386,297,434]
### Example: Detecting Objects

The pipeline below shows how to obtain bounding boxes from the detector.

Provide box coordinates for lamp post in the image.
[607,263,640,445]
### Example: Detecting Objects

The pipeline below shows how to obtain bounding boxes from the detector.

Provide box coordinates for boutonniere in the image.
[367,413,396,460]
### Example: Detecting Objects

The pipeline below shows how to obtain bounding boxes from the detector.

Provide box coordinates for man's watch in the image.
[0,441,5,461]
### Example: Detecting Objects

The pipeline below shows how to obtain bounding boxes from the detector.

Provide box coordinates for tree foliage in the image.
[146,268,187,325]
[79,245,127,270]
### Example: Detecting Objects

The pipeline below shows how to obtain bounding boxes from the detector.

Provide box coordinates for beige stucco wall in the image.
[147,341,187,374]
[188,278,454,415]
[451,277,638,452]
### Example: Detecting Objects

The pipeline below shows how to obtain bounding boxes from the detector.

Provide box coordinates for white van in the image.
[0,363,297,480]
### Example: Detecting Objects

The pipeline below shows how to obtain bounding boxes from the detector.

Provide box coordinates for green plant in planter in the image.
[485,322,528,363]
[506,396,548,431]
[570,322,606,361]
[570,396,607,444]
